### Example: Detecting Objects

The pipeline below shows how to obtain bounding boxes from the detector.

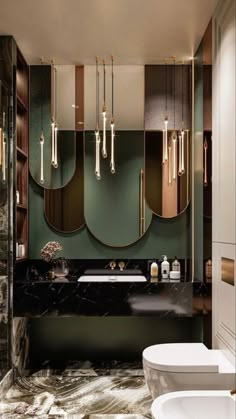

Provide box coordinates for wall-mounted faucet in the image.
[230,389,236,396]
[118,261,125,271]
[109,260,116,270]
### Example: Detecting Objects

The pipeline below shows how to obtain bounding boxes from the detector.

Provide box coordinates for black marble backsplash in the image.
[15,258,191,282]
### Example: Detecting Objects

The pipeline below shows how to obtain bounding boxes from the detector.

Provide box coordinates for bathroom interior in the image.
[0,0,235,417]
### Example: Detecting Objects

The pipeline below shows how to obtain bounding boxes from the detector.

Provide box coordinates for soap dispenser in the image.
[172,256,180,272]
[161,256,170,279]
[150,260,158,278]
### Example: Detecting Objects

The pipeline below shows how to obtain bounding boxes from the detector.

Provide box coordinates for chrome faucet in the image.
[230,389,236,395]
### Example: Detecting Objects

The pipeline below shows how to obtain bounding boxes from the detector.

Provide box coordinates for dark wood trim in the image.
[75,66,84,131]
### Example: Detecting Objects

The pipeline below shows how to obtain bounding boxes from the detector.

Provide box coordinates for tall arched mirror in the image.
[84,130,152,247]
[44,132,84,233]
[145,64,191,218]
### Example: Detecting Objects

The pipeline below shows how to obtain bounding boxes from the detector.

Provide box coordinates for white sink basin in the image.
[78,275,147,282]
[152,390,236,419]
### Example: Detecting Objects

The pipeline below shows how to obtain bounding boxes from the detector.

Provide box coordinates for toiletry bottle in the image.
[18,243,25,258]
[161,256,170,279]
[205,258,212,281]
[150,260,158,278]
[172,256,180,272]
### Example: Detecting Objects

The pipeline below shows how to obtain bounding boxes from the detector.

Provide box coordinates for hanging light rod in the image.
[102,59,107,158]
[110,55,115,174]
[95,56,101,180]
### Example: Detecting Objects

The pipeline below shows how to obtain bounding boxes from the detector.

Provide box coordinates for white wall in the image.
[84,65,144,130]
[212,0,236,365]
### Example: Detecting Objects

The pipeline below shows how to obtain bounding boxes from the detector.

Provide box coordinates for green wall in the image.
[29,174,190,259]
[29,65,190,260]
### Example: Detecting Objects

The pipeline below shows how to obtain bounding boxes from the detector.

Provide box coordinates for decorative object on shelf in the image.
[18,243,25,258]
[110,55,115,174]
[162,60,168,164]
[95,57,101,180]
[41,241,68,278]
[41,241,62,262]
[52,257,69,278]
[102,60,107,158]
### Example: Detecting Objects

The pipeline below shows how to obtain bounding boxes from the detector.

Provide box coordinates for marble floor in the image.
[0,362,153,418]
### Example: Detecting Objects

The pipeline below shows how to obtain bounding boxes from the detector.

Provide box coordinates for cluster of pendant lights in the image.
[95,56,115,180]
[39,60,58,185]
[162,59,187,185]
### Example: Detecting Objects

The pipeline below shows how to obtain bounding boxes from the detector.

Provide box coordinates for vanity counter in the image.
[13,278,211,318]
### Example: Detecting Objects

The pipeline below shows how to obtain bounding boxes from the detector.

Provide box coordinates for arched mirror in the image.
[145,130,190,218]
[44,132,84,233]
[84,130,152,247]
[29,65,76,189]
[145,64,191,218]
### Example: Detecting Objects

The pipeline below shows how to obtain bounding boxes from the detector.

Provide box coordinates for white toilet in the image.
[143,343,236,399]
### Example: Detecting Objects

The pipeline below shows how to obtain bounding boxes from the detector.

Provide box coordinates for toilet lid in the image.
[143,343,219,373]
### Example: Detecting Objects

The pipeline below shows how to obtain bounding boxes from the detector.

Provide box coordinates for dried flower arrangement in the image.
[41,241,62,263]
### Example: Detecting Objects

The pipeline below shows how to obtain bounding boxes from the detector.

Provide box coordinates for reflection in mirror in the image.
[145,64,191,218]
[44,132,84,233]
[145,130,190,218]
[84,131,152,247]
[0,81,8,206]
[29,65,76,189]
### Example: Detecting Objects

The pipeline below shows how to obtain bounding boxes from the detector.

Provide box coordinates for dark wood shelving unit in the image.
[16,48,29,261]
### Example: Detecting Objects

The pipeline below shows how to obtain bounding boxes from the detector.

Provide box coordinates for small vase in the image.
[52,258,69,277]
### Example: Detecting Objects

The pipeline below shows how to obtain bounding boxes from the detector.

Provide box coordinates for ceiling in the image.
[0,0,217,65]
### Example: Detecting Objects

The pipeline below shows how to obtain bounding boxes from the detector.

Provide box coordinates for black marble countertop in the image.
[13,259,211,317]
